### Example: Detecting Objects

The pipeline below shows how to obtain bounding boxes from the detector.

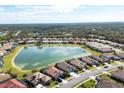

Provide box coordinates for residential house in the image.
[90,55,104,63]
[0,79,27,88]
[79,57,100,66]
[97,48,113,53]
[2,43,14,51]
[25,72,51,86]
[68,59,86,70]
[111,70,124,83]
[56,62,77,73]
[96,77,123,88]
[0,48,7,56]
[116,51,124,59]
[43,66,64,80]
[102,53,121,61]
[0,73,12,83]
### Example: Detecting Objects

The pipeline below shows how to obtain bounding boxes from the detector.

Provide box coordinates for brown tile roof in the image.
[44,67,64,78]
[0,79,27,88]
[26,72,51,85]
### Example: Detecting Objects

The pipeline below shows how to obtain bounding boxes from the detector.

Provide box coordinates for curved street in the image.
[59,64,124,88]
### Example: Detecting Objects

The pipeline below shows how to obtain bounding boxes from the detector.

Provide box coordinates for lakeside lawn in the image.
[1,45,31,79]
[81,45,101,56]
[1,43,100,79]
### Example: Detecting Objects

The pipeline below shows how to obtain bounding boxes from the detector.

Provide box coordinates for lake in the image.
[14,46,91,70]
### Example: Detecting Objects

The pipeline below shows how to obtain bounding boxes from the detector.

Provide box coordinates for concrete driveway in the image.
[69,72,79,78]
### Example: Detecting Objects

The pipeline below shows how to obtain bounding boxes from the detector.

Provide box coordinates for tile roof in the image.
[26,72,51,85]
[0,73,12,83]
[44,67,64,78]
[56,62,76,72]
[0,79,27,88]
[68,59,86,69]
[96,77,123,88]
[111,70,124,80]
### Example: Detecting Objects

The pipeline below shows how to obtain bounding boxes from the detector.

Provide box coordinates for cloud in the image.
[0,5,124,23]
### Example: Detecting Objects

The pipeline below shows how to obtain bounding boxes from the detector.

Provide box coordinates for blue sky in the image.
[0,5,124,24]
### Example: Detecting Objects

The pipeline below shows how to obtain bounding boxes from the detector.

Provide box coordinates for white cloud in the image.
[0,5,124,23]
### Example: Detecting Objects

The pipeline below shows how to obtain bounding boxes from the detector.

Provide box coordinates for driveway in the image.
[59,64,124,88]
[69,72,79,78]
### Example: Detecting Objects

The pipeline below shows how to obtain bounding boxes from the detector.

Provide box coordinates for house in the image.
[0,79,27,88]
[111,70,124,83]
[86,42,113,53]
[25,72,51,86]
[56,62,77,73]
[96,77,123,88]
[0,73,12,83]
[3,43,13,51]
[102,53,121,61]
[98,48,113,53]
[43,66,64,80]
[90,55,104,63]
[68,59,86,70]
[79,57,99,66]
[116,51,124,59]
[0,48,7,56]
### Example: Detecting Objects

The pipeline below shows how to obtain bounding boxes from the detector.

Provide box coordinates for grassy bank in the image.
[1,45,31,79]
[1,43,99,79]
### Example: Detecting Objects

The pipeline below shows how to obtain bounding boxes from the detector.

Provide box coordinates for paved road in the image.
[59,64,124,88]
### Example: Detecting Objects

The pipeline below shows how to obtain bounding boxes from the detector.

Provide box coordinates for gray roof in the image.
[111,70,124,80]
[56,62,76,72]
[68,59,86,69]
[96,77,123,88]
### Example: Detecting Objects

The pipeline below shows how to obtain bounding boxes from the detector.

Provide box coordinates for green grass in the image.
[78,79,96,88]
[1,45,31,79]
[0,43,100,80]
[81,45,101,56]
[46,80,58,88]
[86,65,96,70]
[109,61,117,65]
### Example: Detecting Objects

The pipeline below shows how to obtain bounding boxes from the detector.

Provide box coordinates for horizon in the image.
[0,21,124,25]
[0,6,124,24]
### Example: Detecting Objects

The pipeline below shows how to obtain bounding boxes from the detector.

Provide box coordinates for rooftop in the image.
[0,79,27,88]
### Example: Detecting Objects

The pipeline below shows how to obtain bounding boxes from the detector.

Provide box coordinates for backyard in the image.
[1,45,31,79]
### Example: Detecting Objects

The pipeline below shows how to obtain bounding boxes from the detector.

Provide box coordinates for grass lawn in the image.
[86,65,96,70]
[1,45,31,79]
[1,43,100,80]
[81,45,101,56]
[77,79,96,88]
[46,80,58,88]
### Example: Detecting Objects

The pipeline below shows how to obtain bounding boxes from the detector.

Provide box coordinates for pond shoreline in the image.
[12,44,92,71]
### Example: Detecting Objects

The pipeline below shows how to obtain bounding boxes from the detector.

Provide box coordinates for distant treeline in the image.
[0,22,124,44]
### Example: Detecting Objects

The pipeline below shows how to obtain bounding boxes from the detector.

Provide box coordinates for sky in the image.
[0,5,124,24]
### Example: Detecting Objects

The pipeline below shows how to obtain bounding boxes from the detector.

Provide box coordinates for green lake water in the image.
[14,46,91,70]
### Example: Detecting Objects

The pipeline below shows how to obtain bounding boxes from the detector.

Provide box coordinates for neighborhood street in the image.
[59,64,124,88]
